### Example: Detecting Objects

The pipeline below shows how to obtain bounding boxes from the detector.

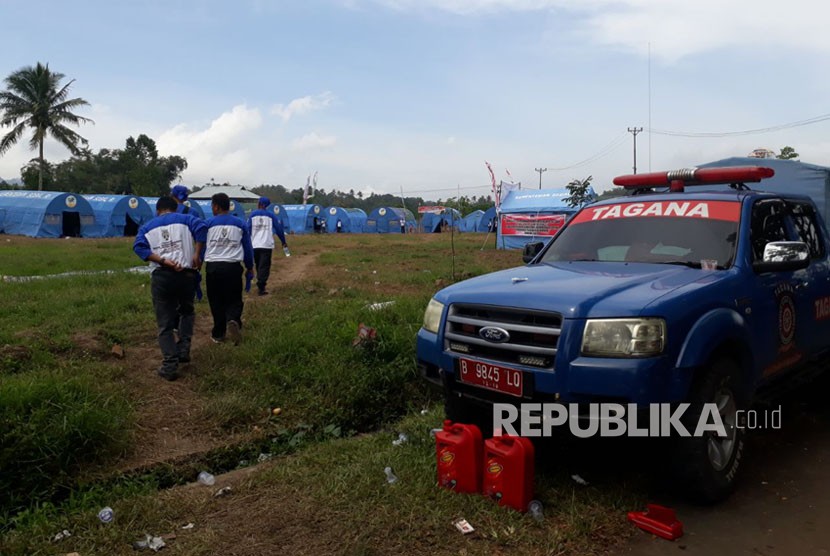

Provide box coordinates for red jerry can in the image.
[483,435,535,512]
[435,420,483,493]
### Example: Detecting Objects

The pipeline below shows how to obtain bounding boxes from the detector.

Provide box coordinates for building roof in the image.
[188,185,261,200]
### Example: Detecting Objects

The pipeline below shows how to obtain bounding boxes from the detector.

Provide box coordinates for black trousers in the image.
[206,261,244,340]
[253,248,272,291]
[151,269,197,373]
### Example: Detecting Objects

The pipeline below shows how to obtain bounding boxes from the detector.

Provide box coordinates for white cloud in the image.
[447,136,457,145]
[291,132,338,151]
[271,92,335,122]
[157,104,263,183]
[353,0,830,61]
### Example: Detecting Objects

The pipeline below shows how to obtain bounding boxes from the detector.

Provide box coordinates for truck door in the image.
[785,200,830,356]
[747,199,810,378]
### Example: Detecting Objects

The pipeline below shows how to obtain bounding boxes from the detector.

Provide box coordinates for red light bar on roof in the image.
[614,166,775,192]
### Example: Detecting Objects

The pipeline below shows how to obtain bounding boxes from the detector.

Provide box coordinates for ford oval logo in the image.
[479,326,510,343]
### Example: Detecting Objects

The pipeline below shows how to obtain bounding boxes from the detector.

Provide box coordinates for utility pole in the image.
[627,127,643,174]
[534,167,547,189]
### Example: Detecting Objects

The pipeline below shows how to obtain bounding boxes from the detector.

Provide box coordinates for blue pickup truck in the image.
[417,166,830,502]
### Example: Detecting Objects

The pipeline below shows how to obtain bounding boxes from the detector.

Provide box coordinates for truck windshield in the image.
[539,199,741,269]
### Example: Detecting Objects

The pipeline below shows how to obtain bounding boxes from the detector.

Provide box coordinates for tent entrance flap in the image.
[124,214,139,236]
[62,212,81,237]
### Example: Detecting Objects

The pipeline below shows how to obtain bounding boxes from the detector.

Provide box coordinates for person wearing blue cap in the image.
[170,185,192,214]
[133,196,207,380]
[247,196,288,296]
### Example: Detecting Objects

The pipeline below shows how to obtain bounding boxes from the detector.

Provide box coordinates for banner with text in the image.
[418,205,446,214]
[501,214,566,236]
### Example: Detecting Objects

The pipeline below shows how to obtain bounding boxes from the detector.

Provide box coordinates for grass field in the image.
[0,231,646,555]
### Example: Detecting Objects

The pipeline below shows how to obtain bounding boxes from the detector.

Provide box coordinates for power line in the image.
[534,167,547,189]
[627,127,643,174]
[547,132,629,171]
[648,112,830,138]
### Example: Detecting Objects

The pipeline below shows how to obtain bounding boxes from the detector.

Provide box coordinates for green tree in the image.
[563,175,594,208]
[21,158,55,189]
[0,62,93,190]
[777,146,799,160]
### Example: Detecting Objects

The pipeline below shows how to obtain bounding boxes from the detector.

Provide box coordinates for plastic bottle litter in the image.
[571,474,590,486]
[52,529,72,542]
[283,245,291,257]
[392,433,409,446]
[367,301,396,311]
[384,466,398,484]
[420,409,429,415]
[97,506,114,523]
[214,486,233,497]
[528,500,544,522]
[197,471,215,486]
[132,533,166,552]
[257,452,272,463]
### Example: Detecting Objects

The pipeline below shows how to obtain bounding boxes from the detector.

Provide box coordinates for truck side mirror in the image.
[752,241,810,273]
[522,241,544,263]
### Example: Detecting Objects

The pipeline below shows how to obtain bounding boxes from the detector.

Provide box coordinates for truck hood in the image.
[434,261,724,319]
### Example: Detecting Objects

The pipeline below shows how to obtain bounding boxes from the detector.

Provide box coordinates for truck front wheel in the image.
[672,357,746,503]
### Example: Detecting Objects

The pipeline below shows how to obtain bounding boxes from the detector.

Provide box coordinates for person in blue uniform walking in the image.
[247,196,288,296]
[133,196,207,380]
[204,193,254,345]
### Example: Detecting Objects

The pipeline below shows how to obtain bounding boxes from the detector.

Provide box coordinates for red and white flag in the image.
[485,161,499,208]
[302,174,312,204]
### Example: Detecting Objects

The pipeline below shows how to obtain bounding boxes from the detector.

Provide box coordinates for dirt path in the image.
[112,252,318,472]
[618,375,830,556]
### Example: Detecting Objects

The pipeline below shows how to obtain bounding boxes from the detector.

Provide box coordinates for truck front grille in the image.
[444,304,561,368]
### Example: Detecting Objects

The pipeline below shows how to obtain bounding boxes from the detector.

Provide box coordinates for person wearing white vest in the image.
[246,196,288,296]
[133,196,207,380]
[204,193,254,345]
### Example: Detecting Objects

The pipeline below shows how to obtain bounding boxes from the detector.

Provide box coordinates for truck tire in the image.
[672,357,746,504]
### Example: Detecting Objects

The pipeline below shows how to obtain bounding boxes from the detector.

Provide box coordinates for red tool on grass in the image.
[627,504,684,540]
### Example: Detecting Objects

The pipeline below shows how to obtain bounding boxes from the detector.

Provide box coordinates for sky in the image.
[2,0,830,198]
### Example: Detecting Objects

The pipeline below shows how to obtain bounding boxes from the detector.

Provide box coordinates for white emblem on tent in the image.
[230,201,236,210]
[129,197,139,209]
[274,206,280,214]
[314,206,320,214]
[65,196,77,208]
[379,208,387,216]
[184,200,191,207]
[329,208,337,215]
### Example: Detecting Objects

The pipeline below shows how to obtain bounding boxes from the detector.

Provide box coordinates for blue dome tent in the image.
[476,206,498,232]
[496,188,594,249]
[282,204,325,234]
[421,208,462,233]
[460,210,484,232]
[142,197,206,219]
[696,157,830,222]
[83,194,153,236]
[365,207,416,233]
[0,190,100,238]
[195,199,245,220]
[324,206,367,233]
[268,204,291,234]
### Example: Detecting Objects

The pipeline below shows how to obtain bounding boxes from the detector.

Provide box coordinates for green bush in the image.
[0,370,132,517]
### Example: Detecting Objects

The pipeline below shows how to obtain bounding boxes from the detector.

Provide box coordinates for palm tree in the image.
[0,63,93,190]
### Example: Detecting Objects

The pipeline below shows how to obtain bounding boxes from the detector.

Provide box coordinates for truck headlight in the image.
[422,298,445,334]
[581,318,666,357]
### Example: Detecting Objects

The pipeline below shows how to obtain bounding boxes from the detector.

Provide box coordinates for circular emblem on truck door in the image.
[479,326,510,343]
